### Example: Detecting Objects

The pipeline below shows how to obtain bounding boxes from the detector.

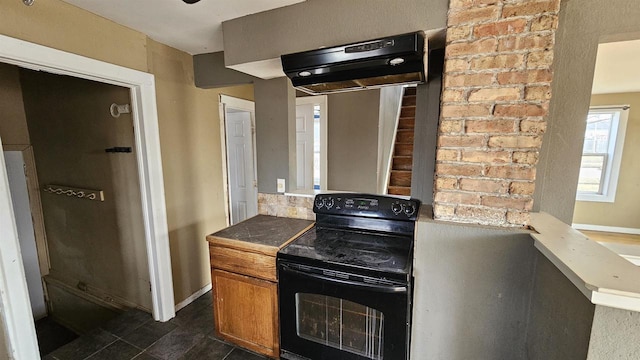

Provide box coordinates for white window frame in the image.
[576,105,629,203]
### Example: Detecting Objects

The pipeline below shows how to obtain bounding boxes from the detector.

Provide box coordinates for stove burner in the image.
[278,226,412,277]
[329,247,394,265]
[355,249,394,264]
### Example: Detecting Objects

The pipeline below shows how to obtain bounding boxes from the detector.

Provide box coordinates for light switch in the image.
[277,178,286,193]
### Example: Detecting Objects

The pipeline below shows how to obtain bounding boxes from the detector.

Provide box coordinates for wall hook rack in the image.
[43,184,105,202]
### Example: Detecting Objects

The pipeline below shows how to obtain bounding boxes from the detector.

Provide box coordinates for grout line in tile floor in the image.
[42,290,267,360]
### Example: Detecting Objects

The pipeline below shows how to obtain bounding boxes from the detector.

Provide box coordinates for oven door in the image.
[278,261,410,360]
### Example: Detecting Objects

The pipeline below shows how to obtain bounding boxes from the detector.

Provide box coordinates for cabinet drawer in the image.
[210,245,277,281]
[212,269,279,358]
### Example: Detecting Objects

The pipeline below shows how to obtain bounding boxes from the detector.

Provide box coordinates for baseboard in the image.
[174,283,212,312]
[44,274,140,312]
[571,224,640,235]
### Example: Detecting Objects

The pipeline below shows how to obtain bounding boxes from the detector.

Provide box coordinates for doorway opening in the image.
[0,34,173,360]
[572,39,640,266]
[219,95,258,225]
[295,95,327,192]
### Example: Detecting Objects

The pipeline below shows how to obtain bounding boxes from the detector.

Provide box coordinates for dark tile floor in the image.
[36,317,79,356]
[43,291,268,360]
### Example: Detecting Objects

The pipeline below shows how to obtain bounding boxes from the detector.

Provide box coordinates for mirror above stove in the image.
[288,86,402,196]
[289,87,402,194]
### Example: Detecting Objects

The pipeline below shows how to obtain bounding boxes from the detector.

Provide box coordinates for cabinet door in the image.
[212,269,279,358]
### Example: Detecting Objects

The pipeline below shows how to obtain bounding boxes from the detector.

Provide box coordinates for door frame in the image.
[0,34,174,359]
[2,147,48,320]
[218,95,257,226]
[295,96,328,190]
[2,145,49,279]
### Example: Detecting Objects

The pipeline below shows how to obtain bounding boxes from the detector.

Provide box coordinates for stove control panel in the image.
[313,193,420,220]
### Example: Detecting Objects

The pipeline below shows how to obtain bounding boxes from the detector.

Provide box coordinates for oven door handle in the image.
[280,265,408,294]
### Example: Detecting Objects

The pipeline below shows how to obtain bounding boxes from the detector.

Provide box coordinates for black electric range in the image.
[277,193,420,360]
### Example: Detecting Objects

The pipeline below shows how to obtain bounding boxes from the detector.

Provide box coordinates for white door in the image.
[225,111,258,224]
[296,103,315,190]
[3,151,46,320]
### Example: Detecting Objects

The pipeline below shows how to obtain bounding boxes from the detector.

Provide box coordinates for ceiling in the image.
[61,0,305,55]
[592,39,640,94]
[57,1,640,92]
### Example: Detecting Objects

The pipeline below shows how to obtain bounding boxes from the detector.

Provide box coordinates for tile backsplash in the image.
[258,193,315,220]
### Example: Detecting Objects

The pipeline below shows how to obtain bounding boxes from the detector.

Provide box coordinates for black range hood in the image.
[281,31,427,95]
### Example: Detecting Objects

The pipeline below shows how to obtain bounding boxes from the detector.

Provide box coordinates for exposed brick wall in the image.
[434,0,561,227]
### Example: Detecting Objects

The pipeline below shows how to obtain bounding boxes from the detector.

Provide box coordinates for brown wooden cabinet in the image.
[212,269,279,358]
[207,215,314,359]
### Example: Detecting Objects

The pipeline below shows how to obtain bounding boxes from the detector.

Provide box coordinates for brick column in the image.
[434,0,561,226]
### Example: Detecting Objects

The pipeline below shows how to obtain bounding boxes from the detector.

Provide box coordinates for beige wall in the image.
[147,39,254,300]
[20,69,151,310]
[0,0,253,305]
[0,63,29,146]
[0,0,147,72]
[573,92,640,229]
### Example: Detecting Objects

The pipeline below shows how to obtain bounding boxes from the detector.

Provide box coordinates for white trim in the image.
[576,106,629,203]
[0,34,175,359]
[217,101,231,227]
[174,283,212,312]
[295,96,328,190]
[572,223,640,235]
[220,95,255,112]
[0,139,40,359]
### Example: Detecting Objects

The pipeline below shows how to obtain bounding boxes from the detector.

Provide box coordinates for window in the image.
[576,106,629,202]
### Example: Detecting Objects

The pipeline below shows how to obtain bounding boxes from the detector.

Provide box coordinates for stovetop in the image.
[277,225,413,282]
[278,193,420,282]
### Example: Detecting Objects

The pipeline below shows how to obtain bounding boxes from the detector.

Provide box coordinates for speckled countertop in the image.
[207,215,314,251]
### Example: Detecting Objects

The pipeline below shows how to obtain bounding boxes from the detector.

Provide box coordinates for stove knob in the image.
[315,198,325,209]
[404,204,416,216]
[325,198,335,209]
[391,202,403,214]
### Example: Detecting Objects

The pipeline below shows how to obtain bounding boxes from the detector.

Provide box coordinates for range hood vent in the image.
[281,32,426,95]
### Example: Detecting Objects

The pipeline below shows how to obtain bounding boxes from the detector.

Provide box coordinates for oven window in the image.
[295,293,384,359]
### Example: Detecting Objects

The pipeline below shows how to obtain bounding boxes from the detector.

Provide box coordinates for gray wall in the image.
[256,84,382,193]
[525,252,595,360]
[327,90,380,193]
[411,216,536,359]
[587,306,640,359]
[222,0,449,68]
[20,69,151,311]
[412,216,601,360]
[534,0,640,223]
[412,48,444,203]
[193,51,258,89]
[255,77,296,193]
